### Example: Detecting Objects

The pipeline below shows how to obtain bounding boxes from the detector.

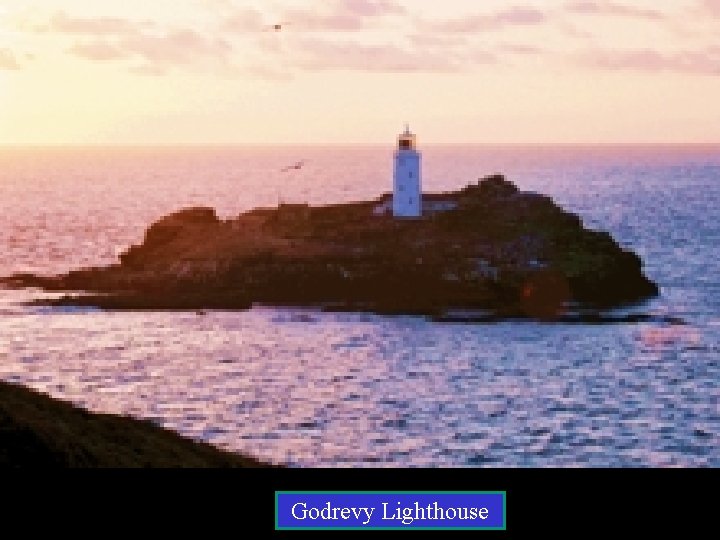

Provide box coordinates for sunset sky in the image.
[1,0,719,144]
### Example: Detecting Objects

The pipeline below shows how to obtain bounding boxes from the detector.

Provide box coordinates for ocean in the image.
[0,145,718,467]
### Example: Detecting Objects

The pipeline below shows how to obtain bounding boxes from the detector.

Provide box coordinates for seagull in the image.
[267,22,289,32]
[280,160,305,172]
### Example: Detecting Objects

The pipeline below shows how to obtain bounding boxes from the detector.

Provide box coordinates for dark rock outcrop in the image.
[0,381,270,468]
[4,175,659,319]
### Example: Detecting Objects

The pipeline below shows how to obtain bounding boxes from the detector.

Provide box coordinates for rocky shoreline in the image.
[0,381,270,467]
[4,175,659,320]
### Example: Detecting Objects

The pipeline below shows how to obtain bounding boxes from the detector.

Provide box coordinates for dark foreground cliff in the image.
[0,382,269,468]
[6,175,659,320]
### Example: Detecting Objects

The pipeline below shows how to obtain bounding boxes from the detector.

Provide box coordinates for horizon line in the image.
[1,141,720,148]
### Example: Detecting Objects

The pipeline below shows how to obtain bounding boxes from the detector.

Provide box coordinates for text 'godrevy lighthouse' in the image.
[392,125,422,218]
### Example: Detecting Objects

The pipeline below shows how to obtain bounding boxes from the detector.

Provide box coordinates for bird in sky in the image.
[280,161,305,172]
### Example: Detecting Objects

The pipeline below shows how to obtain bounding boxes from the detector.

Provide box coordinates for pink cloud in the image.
[419,7,547,33]
[48,11,153,35]
[119,30,231,67]
[223,9,264,32]
[701,0,720,15]
[500,43,544,55]
[407,32,468,49]
[341,0,406,16]
[275,0,405,31]
[582,47,720,75]
[0,49,20,70]
[287,37,494,73]
[219,1,403,33]
[45,11,233,74]
[566,1,665,19]
[67,30,232,74]
[281,10,366,31]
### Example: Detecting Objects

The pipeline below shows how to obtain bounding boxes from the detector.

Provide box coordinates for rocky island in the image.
[5,175,659,321]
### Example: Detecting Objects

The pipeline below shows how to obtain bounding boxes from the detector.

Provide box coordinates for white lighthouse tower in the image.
[392,124,422,218]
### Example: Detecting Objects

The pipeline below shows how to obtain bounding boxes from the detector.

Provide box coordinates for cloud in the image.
[271,0,405,31]
[66,31,232,74]
[582,47,720,75]
[278,10,366,31]
[32,3,554,79]
[43,11,232,74]
[227,3,551,76]
[340,0,405,16]
[284,36,494,73]
[566,1,665,19]
[407,32,468,49]
[67,31,232,70]
[47,11,154,35]
[701,0,720,16]
[119,30,232,68]
[499,43,544,55]
[223,9,264,32]
[0,48,20,70]
[418,6,547,33]
[289,38,466,72]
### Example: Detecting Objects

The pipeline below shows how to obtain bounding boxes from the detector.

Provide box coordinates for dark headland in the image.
[0,381,269,467]
[6,175,659,322]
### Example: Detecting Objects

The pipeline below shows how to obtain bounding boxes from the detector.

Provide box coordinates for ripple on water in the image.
[1,147,719,466]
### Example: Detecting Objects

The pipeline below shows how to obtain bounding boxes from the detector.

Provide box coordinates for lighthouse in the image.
[393,124,422,218]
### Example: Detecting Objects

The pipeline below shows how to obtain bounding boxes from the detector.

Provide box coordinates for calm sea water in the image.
[0,145,718,467]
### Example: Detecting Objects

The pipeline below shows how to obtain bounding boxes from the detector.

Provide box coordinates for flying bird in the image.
[267,22,289,32]
[281,161,305,172]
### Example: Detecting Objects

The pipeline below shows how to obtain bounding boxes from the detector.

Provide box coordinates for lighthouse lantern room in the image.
[392,124,422,218]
